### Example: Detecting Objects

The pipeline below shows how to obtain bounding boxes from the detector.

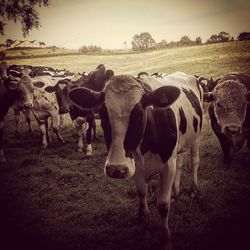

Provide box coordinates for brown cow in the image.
[204,72,250,165]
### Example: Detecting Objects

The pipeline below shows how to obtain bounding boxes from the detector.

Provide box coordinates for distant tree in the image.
[218,31,230,42]
[179,35,192,46]
[131,32,156,51]
[5,38,13,47]
[195,36,202,45]
[51,46,56,53]
[168,41,177,47]
[0,0,50,37]
[206,34,220,44]
[237,32,250,41]
[79,45,102,54]
[156,39,168,49]
[207,32,232,43]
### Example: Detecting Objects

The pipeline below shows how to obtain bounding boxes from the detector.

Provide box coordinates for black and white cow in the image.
[0,62,34,166]
[47,64,114,156]
[68,71,203,245]
[204,72,250,165]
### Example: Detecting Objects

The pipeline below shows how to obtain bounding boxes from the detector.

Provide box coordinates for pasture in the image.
[1,41,250,250]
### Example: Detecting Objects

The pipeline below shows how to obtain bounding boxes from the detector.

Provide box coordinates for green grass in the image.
[1,41,250,250]
[5,41,250,77]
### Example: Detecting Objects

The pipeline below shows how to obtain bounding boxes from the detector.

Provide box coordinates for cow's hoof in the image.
[171,193,181,202]
[190,184,200,200]
[77,148,83,153]
[86,151,92,157]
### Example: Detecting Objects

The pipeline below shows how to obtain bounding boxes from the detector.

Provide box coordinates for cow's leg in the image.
[51,115,64,144]
[92,119,97,140]
[0,123,7,167]
[190,141,200,199]
[59,114,64,129]
[134,168,149,223]
[86,119,93,156]
[157,156,176,244]
[23,109,33,133]
[39,123,48,149]
[73,117,86,152]
[217,134,231,165]
[210,118,231,165]
[13,108,21,137]
[172,153,184,200]
[45,120,52,144]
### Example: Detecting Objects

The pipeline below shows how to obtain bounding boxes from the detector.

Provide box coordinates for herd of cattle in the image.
[0,61,249,247]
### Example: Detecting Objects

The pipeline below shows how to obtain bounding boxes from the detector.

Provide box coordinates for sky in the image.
[1,0,250,49]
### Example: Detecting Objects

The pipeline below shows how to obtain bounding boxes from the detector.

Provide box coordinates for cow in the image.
[46,64,114,156]
[6,65,72,136]
[204,72,250,166]
[68,71,203,247]
[195,75,221,93]
[28,75,71,149]
[0,62,34,166]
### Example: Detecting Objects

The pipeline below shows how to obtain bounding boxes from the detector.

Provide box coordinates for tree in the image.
[131,32,156,51]
[179,35,192,46]
[218,31,230,42]
[237,32,250,41]
[207,32,232,43]
[5,38,13,47]
[156,39,168,49]
[195,36,202,45]
[0,0,50,37]
[206,34,220,44]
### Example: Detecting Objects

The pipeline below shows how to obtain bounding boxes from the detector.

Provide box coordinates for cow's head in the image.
[204,80,250,147]
[71,64,114,92]
[4,67,35,108]
[197,76,221,93]
[44,79,71,114]
[68,75,180,179]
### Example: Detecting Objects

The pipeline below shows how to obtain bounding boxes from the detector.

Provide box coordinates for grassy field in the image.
[1,41,250,250]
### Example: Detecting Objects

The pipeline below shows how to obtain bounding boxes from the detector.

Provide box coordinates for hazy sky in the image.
[1,0,250,49]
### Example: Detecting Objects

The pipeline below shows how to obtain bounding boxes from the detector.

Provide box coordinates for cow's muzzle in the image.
[225,125,242,136]
[59,107,69,114]
[24,102,33,108]
[105,164,130,179]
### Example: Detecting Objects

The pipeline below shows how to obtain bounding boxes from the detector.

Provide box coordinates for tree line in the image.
[131,31,250,51]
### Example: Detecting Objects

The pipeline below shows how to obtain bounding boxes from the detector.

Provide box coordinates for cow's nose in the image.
[226,125,241,135]
[24,103,33,108]
[105,164,129,179]
[59,107,69,114]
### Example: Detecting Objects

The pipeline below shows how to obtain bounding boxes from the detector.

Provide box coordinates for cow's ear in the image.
[5,77,19,90]
[68,87,105,110]
[106,70,114,81]
[44,85,56,93]
[204,92,214,102]
[141,86,180,108]
[33,81,45,88]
